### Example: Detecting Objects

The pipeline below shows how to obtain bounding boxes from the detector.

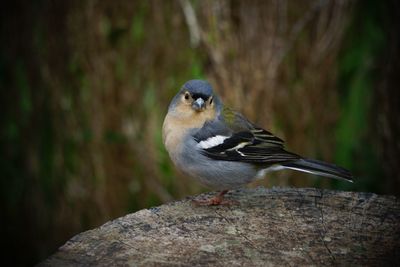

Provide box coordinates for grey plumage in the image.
[176,132,259,189]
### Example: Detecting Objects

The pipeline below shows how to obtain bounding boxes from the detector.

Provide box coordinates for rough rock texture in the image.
[39,187,400,266]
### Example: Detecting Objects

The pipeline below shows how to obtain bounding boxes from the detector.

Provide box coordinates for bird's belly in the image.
[176,153,258,190]
[163,125,259,190]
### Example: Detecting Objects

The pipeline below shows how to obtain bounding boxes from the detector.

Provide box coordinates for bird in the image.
[162,79,353,205]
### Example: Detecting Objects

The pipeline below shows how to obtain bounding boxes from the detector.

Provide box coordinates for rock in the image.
[39,187,400,266]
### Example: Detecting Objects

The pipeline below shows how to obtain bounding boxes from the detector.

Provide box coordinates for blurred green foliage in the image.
[336,0,385,192]
[0,1,398,266]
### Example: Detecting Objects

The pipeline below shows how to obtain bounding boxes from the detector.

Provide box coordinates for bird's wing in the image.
[193,107,300,165]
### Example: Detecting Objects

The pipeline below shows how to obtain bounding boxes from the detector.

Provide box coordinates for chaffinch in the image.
[163,80,353,205]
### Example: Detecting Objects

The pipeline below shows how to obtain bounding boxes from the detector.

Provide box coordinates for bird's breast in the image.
[162,109,215,157]
[162,114,186,159]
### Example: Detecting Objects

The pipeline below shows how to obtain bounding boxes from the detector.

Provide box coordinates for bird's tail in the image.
[281,158,353,182]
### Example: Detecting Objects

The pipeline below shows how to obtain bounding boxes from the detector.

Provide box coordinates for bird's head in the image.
[168,80,221,117]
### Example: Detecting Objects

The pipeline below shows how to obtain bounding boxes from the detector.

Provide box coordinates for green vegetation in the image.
[336,0,385,192]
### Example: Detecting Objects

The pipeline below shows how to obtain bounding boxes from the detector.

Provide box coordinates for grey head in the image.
[168,79,222,112]
[183,79,213,99]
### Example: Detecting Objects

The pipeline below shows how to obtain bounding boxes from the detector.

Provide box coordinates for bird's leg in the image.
[208,190,228,205]
[193,190,237,206]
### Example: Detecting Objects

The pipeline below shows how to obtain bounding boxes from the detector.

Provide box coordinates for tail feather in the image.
[281,158,353,182]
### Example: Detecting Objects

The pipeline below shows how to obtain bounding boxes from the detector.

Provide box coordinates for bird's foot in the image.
[192,196,229,206]
[192,190,238,206]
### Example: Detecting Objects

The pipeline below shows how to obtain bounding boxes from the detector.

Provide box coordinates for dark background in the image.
[1,0,399,266]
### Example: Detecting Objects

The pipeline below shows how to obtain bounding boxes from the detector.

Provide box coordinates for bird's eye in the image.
[209,97,213,104]
[184,92,190,100]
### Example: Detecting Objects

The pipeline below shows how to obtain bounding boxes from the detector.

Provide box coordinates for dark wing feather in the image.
[193,107,353,181]
[193,108,300,166]
[201,130,300,165]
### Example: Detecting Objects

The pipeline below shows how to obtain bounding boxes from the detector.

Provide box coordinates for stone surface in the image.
[39,187,400,266]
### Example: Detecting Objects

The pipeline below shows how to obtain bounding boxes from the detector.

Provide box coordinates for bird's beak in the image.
[192,98,205,111]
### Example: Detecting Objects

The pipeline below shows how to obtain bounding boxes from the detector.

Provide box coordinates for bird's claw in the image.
[192,196,239,206]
